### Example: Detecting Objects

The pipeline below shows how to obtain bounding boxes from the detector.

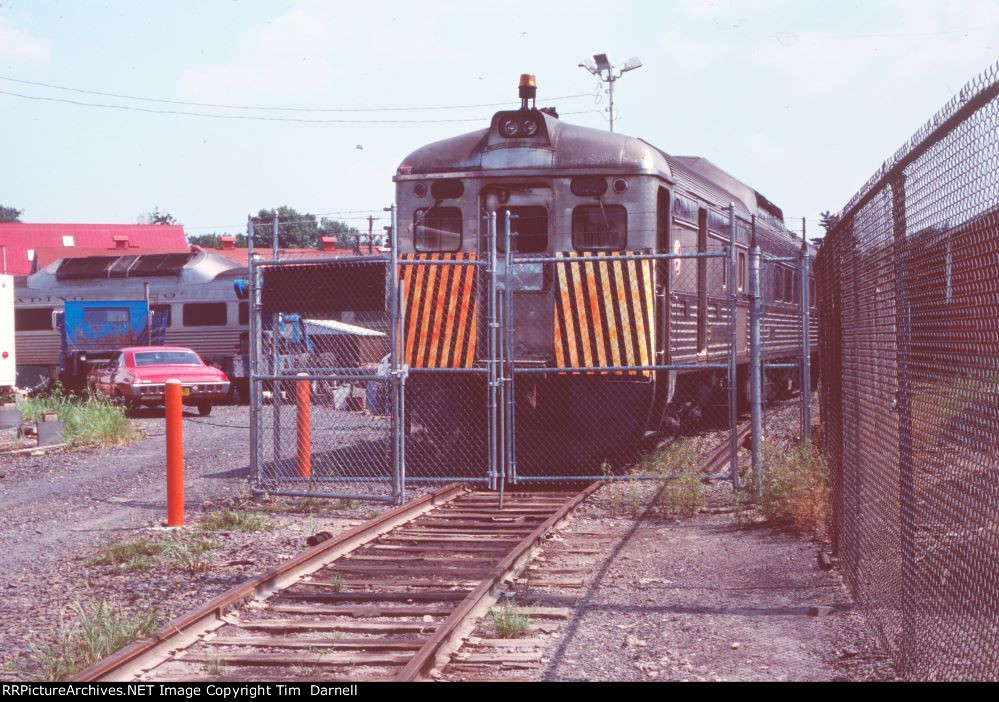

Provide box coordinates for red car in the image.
[88,346,230,415]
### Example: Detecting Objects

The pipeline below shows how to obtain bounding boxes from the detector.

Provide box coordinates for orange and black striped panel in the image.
[398,253,479,369]
[553,251,655,376]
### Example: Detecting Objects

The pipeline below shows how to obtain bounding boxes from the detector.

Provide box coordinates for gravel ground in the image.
[537,488,895,682]
[1,396,896,682]
[0,405,401,680]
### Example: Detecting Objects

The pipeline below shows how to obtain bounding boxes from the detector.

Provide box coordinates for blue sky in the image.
[1,0,997,236]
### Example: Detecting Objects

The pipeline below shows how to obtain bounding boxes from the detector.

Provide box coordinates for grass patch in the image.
[87,532,215,575]
[19,385,136,448]
[756,441,831,539]
[200,509,270,533]
[86,537,168,573]
[328,576,346,593]
[26,599,158,681]
[488,605,530,639]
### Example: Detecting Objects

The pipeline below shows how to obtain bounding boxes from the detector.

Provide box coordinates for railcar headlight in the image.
[520,118,539,136]
[500,118,520,137]
[613,178,629,193]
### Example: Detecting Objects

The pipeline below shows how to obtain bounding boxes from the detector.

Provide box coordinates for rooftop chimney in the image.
[320,236,337,251]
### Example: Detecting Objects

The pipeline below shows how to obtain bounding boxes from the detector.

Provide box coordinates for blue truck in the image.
[57,299,167,389]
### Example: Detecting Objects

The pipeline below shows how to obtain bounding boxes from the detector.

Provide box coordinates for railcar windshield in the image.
[414,207,462,252]
[133,351,202,367]
[572,204,627,251]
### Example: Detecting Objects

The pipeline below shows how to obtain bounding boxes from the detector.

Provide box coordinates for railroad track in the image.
[72,482,599,683]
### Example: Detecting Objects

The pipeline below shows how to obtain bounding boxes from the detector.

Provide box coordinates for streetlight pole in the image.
[578,53,642,133]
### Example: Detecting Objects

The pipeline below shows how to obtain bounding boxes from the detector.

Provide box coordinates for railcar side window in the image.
[238,302,249,326]
[773,267,783,301]
[571,205,627,251]
[414,207,462,252]
[498,206,548,254]
[672,195,699,224]
[183,302,227,327]
[738,251,746,291]
[14,307,53,331]
[784,269,794,303]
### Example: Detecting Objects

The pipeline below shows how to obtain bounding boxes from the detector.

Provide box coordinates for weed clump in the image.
[19,384,136,448]
[26,599,158,681]
[488,605,530,639]
[756,441,831,539]
[200,509,270,533]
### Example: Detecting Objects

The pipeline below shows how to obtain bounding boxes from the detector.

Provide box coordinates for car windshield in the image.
[133,351,202,367]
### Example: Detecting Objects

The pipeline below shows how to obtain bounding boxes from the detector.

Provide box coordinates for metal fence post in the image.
[749,242,763,491]
[504,211,517,491]
[487,211,499,492]
[247,216,263,488]
[800,237,812,443]
[387,204,403,504]
[728,204,740,489]
[271,214,281,471]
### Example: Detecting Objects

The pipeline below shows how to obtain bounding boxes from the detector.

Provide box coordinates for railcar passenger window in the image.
[238,302,249,326]
[773,267,783,301]
[784,269,794,302]
[571,205,627,251]
[497,206,548,254]
[738,252,746,291]
[14,308,53,331]
[414,207,462,252]
[183,302,228,327]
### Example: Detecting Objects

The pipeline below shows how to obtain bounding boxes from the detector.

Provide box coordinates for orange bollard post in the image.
[165,378,184,527]
[296,374,311,479]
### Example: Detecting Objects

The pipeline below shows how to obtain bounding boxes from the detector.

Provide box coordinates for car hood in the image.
[129,366,228,383]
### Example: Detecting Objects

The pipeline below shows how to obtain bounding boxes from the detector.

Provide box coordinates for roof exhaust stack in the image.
[519,74,537,110]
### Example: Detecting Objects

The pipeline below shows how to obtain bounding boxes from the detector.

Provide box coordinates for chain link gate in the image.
[502,207,744,486]
[248,210,404,503]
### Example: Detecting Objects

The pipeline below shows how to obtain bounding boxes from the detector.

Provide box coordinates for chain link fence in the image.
[815,62,999,680]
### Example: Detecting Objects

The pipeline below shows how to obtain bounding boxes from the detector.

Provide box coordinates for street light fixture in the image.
[578,53,643,132]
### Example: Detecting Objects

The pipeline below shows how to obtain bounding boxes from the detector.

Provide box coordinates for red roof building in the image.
[0,223,188,276]
[199,234,373,265]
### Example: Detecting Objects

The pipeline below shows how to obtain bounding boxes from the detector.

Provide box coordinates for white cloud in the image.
[0,17,50,65]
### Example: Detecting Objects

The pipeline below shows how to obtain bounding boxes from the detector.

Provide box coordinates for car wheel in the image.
[198,402,212,417]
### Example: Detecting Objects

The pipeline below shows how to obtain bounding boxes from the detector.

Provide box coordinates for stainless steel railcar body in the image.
[13,252,248,389]
[393,81,815,466]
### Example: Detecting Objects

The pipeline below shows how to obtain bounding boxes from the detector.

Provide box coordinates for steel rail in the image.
[70,483,467,682]
[395,481,602,681]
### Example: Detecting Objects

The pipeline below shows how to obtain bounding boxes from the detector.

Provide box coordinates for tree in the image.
[251,206,358,249]
[0,205,22,223]
[187,233,248,248]
[819,210,840,233]
[139,207,177,225]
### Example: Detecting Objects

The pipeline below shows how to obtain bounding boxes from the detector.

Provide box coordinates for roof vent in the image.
[220,235,236,250]
[320,236,337,251]
[113,235,130,249]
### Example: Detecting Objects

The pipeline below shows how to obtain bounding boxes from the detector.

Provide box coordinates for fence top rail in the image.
[511,251,729,265]
[251,254,390,267]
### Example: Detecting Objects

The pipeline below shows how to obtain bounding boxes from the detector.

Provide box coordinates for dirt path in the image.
[537,490,895,682]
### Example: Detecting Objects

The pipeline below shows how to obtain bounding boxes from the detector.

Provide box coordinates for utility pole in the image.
[578,53,643,132]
